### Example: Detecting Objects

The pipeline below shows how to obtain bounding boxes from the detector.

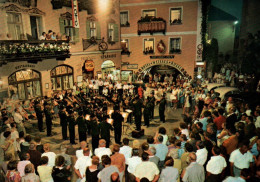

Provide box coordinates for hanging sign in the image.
[71,0,80,28]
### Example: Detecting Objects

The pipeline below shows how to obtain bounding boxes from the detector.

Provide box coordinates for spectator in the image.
[94,139,112,161]
[37,156,53,182]
[76,141,92,159]
[52,156,70,182]
[85,156,100,182]
[119,138,132,161]
[196,141,208,166]
[126,148,142,181]
[159,156,179,182]
[155,135,168,169]
[34,136,44,154]
[97,155,119,182]
[28,142,42,174]
[41,143,56,167]
[111,144,125,182]
[6,160,21,182]
[148,147,160,167]
[223,168,250,182]
[57,144,71,170]
[74,148,92,182]
[39,32,46,40]
[17,153,31,177]
[22,163,40,182]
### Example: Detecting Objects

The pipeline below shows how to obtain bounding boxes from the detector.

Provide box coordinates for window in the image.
[169,38,181,53]
[108,23,114,42]
[8,70,42,100]
[170,8,182,24]
[59,15,79,42]
[64,19,75,41]
[90,21,96,38]
[142,9,156,18]
[7,13,24,40]
[121,39,130,55]
[120,11,129,26]
[51,65,74,91]
[143,38,154,54]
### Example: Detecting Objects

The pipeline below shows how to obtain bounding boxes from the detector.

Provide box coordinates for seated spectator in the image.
[52,156,71,182]
[17,153,31,177]
[94,139,112,161]
[97,155,119,182]
[181,143,194,170]
[85,156,100,182]
[147,135,155,148]
[42,143,56,167]
[134,152,159,182]
[2,131,15,160]
[22,163,40,182]
[37,156,53,182]
[159,156,179,182]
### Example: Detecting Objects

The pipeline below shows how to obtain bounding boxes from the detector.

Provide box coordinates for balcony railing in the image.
[137,17,166,35]
[0,40,71,65]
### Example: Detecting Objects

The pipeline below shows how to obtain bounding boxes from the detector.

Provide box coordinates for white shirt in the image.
[104,81,109,87]
[76,149,93,159]
[134,161,159,181]
[42,152,56,167]
[255,116,260,128]
[229,149,253,169]
[116,83,122,89]
[17,161,31,177]
[196,148,208,166]
[206,155,227,174]
[123,84,129,90]
[94,147,112,161]
[119,146,132,161]
[74,156,92,177]
[14,112,23,124]
[126,156,142,174]
[97,80,103,86]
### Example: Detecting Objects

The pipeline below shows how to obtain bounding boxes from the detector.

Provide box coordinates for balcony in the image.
[0,40,71,66]
[137,17,166,35]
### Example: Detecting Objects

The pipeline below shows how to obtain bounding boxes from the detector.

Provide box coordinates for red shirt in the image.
[214,115,226,130]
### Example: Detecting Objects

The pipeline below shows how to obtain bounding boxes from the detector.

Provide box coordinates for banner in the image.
[71,0,80,28]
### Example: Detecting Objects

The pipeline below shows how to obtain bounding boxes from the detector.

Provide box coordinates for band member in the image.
[76,110,88,142]
[98,115,113,148]
[159,95,166,123]
[58,105,68,140]
[89,114,100,152]
[34,100,44,132]
[112,108,124,144]
[149,93,156,119]
[143,98,151,127]
[67,109,76,144]
[44,103,53,136]
[133,96,143,131]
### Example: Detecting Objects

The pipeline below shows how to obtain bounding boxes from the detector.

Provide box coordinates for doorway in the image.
[30,16,42,40]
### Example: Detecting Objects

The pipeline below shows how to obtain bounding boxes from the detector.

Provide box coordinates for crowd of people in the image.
[0,72,260,182]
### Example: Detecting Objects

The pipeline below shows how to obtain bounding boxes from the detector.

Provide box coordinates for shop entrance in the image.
[101,60,116,79]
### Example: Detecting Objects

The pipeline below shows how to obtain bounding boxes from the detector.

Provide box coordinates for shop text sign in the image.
[101,54,117,59]
[139,60,183,72]
[71,0,80,28]
[150,55,175,59]
[15,65,36,70]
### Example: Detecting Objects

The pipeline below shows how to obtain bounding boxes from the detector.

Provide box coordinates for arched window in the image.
[8,69,42,100]
[51,65,74,90]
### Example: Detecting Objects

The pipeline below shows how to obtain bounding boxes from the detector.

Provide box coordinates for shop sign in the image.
[101,54,117,59]
[71,0,80,28]
[127,64,138,69]
[150,55,175,59]
[15,65,36,70]
[139,60,184,74]
[84,60,94,72]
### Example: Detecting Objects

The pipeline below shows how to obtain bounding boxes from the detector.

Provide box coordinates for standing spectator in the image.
[159,156,179,182]
[134,152,160,182]
[28,142,41,174]
[155,135,168,169]
[74,148,92,182]
[94,139,112,161]
[111,144,125,182]
[229,140,253,177]
[41,143,56,167]
[119,138,132,161]
[222,127,238,155]
[85,156,100,182]
[181,152,205,182]
[13,108,26,134]
[22,163,40,182]
[52,156,71,182]
[206,146,227,182]
[97,155,119,182]
[37,156,54,182]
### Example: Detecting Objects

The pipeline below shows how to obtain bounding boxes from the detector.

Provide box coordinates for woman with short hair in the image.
[52,156,70,182]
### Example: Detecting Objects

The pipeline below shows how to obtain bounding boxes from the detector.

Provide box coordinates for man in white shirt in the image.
[126,148,142,181]
[94,139,112,161]
[116,81,123,96]
[119,138,132,161]
[229,140,253,177]
[196,141,208,166]
[134,152,159,182]
[223,168,250,182]
[76,141,92,159]
[41,143,56,167]
[97,78,104,95]
[254,110,260,129]
[13,108,25,134]
[74,148,92,182]
[206,146,227,181]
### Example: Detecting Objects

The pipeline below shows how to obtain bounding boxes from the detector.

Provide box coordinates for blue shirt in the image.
[155,143,168,161]
[251,143,259,156]
[199,117,208,131]
[223,176,246,182]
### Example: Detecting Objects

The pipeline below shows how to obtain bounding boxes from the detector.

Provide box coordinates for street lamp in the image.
[234,21,238,25]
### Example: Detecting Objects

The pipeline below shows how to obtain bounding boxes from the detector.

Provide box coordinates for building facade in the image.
[0,0,202,100]
[120,0,202,78]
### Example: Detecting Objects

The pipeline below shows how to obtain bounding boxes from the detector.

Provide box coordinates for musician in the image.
[133,96,143,131]
[112,108,124,144]
[89,114,100,152]
[44,103,53,136]
[159,94,167,123]
[149,92,156,119]
[143,98,151,127]
[98,115,113,148]
[98,78,104,95]
[68,109,77,144]
[116,81,123,97]
[102,86,108,97]
[77,110,87,142]
[34,100,44,132]
[58,105,68,140]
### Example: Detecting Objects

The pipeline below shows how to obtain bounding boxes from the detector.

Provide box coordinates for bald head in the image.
[80,141,87,149]
[99,139,106,147]
[189,152,197,162]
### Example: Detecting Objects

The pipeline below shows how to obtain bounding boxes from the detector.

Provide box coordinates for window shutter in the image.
[74,28,80,42]
[59,18,65,35]
[96,21,101,40]
[86,20,91,39]
[114,23,119,42]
